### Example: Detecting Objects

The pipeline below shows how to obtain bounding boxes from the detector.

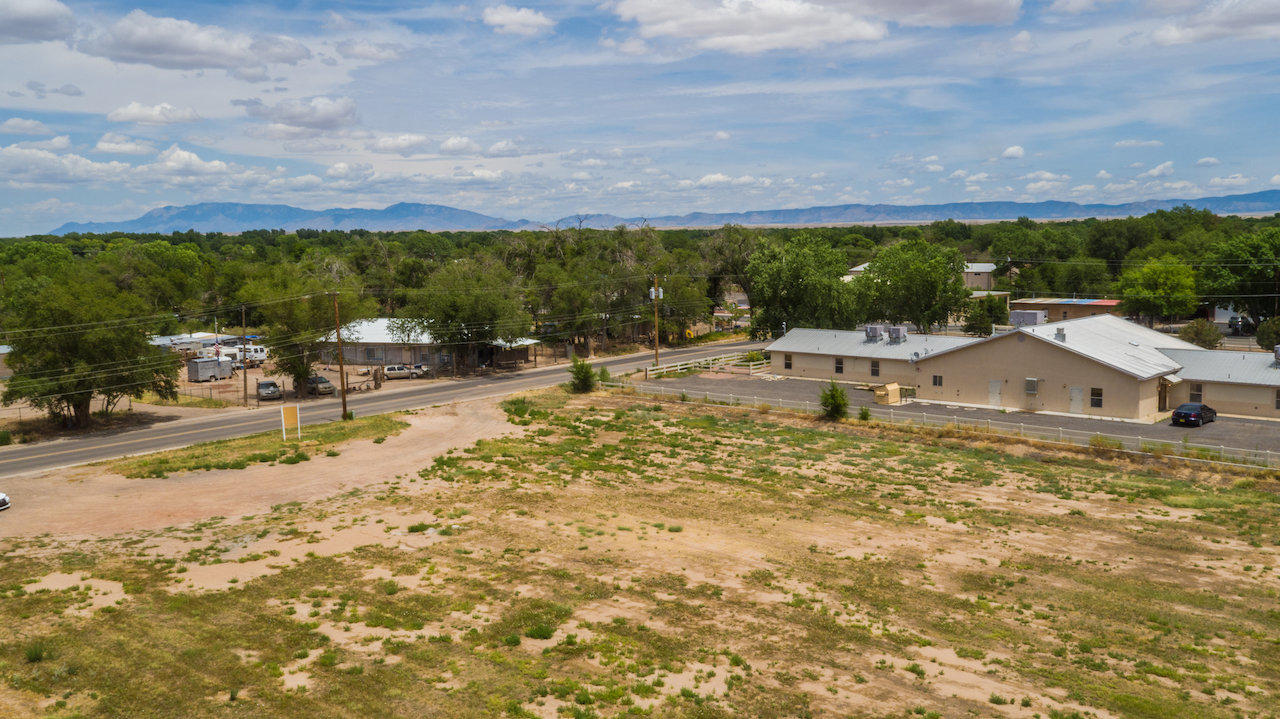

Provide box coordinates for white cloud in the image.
[1009,30,1032,52]
[92,132,155,155]
[235,96,356,130]
[1139,161,1174,178]
[107,102,202,124]
[881,177,913,188]
[924,163,944,172]
[0,117,50,134]
[966,172,991,182]
[0,145,129,187]
[946,169,968,180]
[335,39,405,62]
[141,144,232,177]
[601,36,650,54]
[1209,173,1252,187]
[1069,184,1096,194]
[614,0,885,53]
[486,139,521,157]
[79,10,310,71]
[24,80,83,99]
[1020,170,1069,181]
[1095,170,1112,179]
[15,134,69,151]
[1047,0,1115,12]
[1025,180,1066,193]
[367,133,432,156]
[713,130,731,141]
[482,5,555,36]
[1196,157,1221,167]
[1103,180,1138,192]
[611,180,638,190]
[1272,174,1280,185]
[1154,1,1280,45]
[0,0,74,44]
[1114,139,1163,148]
[1000,145,1024,159]
[440,136,481,154]
[325,162,373,181]
[697,172,733,186]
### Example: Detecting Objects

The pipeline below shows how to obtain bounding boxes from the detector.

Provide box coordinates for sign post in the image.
[281,405,300,441]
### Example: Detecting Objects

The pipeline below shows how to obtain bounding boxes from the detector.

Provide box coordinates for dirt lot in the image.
[0,390,1276,718]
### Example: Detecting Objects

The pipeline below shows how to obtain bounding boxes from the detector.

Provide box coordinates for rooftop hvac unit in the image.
[1024,377,1040,395]
[1010,310,1046,327]
[864,324,884,341]
[886,325,908,343]
[1054,327,1067,342]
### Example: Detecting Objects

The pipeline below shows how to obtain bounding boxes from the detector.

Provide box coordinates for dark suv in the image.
[1172,402,1216,427]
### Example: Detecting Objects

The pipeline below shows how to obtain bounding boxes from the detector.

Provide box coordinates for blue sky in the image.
[0,0,1278,234]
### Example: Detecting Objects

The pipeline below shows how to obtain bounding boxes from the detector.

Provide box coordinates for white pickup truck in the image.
[382,364,422,380]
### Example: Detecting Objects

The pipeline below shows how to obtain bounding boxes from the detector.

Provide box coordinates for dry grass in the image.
[0,389,1276,719]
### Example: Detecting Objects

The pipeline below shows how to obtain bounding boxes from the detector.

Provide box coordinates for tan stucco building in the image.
[845,261,997,290]
[766,315,1280,421]
[1008,297,1123,322]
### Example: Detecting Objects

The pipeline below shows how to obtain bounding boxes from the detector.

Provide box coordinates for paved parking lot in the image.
[636,373,1280,452]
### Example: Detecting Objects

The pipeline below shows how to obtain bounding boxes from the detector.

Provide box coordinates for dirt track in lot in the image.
[0,399,520,538]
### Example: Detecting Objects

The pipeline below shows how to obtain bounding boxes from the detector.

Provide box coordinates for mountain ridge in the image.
[48,191,1280,235]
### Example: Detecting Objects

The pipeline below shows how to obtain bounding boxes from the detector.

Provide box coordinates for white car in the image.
[0,493,9,511]
[383,365,421,380]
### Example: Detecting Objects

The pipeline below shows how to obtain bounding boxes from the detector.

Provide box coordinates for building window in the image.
[932,375,943,387]
[1090,387,1103,408]
[1275,388,1279,410]
[1062,310,1068,320]
[870,360,880,377]
[834,358,844,374]
[784,354,792,370]
[364,347,376,361]
[1189,383,1203,403]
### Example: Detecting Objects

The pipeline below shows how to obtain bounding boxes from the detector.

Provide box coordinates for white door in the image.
[988,380,1002,407]
[1069,386,1084,414]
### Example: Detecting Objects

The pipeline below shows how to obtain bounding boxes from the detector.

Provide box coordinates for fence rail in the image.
[644,352,764,379]
[604,382,1280,471]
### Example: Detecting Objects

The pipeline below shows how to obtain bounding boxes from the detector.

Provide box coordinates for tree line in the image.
[3,207,1279,425]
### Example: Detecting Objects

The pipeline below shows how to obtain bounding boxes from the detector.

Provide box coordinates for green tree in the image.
[961,295,1009,336]
[395,257,532,371]
[703,224,759,309]
[819,381,848,420]
[241,268,375,398]
[861,238,969,332]
[746,234,862,337]
[1177,318,1223,349]
[1256,317,1280,351]
[1116,255,1197,326]
[1198,229,1280,325]
[1,273,179,427]
[569,356,596,393]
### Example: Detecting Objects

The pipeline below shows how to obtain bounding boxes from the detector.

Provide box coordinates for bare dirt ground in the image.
[0,398,520,538]
[0,390,1275,718]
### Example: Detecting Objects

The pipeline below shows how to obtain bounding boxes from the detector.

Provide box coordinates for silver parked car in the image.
[256,380,283,400]
[383,364,421,380]
[0,493,10,511]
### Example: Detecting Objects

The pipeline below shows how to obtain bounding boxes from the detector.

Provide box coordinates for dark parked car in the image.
[1172,402,1216,427]
[305,376,335,396]
[256,379,282,400]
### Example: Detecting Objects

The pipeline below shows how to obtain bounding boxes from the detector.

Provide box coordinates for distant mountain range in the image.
[49,190,1280,235]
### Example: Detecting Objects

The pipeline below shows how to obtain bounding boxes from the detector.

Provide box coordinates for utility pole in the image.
[241,304,248,407]
[331,292,349,419]
[650,277,663,366]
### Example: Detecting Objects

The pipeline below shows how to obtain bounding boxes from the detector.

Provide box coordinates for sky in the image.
[0,0,1279,234]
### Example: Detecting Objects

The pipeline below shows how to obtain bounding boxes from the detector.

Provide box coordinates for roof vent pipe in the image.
[1055,327,1066,342]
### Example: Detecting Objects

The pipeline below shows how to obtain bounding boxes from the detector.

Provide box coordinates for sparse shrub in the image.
[905,662,926,678]
[407,522,430,533]
[858,406,871,422]
[596,365,611,383]
[1088,434,1124,451]
[525,623,555,640]
[667,525,683,533]
[0,430,11,446]
[502,634,521,646]
[989,693,1009,705]
[1178,318,1222,349]
[24,642,48,663]
[569,357,596,393]
[743,350,765,362]
[819,381,848,420]
[229,687,239,702]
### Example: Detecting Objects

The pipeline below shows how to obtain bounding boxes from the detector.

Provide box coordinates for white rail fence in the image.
[643,352,766,379]
[604,381,1280,471]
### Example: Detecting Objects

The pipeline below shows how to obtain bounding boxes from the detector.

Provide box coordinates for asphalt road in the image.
[0,341,765,478]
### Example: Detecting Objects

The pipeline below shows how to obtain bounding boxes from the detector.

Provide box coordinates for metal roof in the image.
[914,314,1200,380]
[850,261,996,274]
[1010,297,1120,306]
[328,318,539,348]
[1160,349,1280,387]
[1016,314,1199,379]
[765,327,978,361]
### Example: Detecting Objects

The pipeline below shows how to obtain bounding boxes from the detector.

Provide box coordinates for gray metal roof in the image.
[1018,314,1200,380]
[765,327,978,361]
[849,261,996,274]
[915,314,1202,380]
[1160,349,1280,387]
